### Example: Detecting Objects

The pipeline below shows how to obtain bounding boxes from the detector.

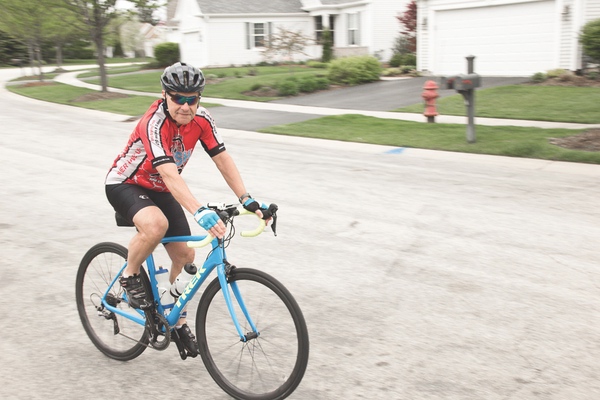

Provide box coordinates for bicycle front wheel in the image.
[75,242,149,361]
[197,268,309,400]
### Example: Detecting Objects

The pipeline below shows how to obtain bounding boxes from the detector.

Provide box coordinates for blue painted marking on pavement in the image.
[385,148,405,154]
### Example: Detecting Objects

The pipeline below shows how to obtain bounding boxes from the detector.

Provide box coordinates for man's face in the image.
[163,90,200,126]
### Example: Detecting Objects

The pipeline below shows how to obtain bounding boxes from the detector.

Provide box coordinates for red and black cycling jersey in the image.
[105,99,226,192]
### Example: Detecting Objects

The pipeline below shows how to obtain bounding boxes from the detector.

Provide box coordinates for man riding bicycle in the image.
[105,62,266,355]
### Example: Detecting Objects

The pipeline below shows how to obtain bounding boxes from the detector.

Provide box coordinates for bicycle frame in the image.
[101,234,258,342]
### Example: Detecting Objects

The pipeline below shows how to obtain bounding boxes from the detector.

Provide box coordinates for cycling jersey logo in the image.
[139,195,149,200]
[172,136,192,169]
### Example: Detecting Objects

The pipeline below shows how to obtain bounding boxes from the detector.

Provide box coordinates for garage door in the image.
[433,0,555,76]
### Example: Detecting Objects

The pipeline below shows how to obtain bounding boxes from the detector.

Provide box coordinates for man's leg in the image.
[164,241,195,326]
[119,206,168,309]
[123,206,169,276]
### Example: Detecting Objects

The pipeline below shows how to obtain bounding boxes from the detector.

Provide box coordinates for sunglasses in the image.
[166,92,201,106]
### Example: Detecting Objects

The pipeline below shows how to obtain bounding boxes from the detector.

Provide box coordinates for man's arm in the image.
[212,151,249,201]
[212,151,263,217]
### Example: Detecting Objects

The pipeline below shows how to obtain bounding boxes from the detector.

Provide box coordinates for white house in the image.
[165,0,410,67]
[417,0,600,76]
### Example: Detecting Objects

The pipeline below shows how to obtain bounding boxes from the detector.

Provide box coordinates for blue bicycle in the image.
[76,203,309,400]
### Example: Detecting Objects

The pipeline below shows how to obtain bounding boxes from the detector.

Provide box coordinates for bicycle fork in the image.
[218,262,259,342]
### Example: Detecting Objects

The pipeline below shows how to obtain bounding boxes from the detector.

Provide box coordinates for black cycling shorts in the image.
[105,184,191,237]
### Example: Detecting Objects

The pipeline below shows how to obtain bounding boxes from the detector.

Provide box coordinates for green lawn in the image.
[259,114,600,164]
[7,82,162,115]
[82,65,329,101]
[396,85,600,124]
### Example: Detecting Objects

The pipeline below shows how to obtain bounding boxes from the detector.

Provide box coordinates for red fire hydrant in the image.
[422,80,439,123]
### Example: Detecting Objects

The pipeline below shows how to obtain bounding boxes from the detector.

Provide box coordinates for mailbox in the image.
[453,73,481,91]
[440,76,458,90]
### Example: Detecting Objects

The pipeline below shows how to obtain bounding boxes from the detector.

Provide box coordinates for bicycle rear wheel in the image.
[75,242,149,361]
[196,268,309,400]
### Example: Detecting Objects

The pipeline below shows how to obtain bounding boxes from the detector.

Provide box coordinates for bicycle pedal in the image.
[171,328,188,360]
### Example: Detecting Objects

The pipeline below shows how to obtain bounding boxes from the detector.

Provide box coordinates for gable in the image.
[196,0,305,14]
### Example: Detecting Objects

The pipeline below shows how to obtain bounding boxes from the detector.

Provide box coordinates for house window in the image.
[246,22,272,49]
[315,16,335,44]
[347,13,360,46]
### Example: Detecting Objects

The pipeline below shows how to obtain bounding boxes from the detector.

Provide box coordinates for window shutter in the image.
[246,22,251,49]
[356,12,361,46]
[347,14,351,45]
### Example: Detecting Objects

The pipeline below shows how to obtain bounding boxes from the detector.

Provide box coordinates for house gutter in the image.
[301,0,370,12]
[200,13,309,18]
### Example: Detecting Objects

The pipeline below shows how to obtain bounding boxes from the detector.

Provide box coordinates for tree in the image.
[62,0,120,92]
[0,0,59,78]
[0,31,27,66]
[321,28,333,63]
[396,0,417,53]
[130,0,160,25]
[263,26,313,68]
[580,18,600,64]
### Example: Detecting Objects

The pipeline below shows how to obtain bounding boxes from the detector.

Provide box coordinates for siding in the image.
[559,0,574,69]
[372,0,410,63]
[586,0,600,20]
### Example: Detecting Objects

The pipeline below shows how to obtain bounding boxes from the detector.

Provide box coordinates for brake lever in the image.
[270,213,278,236]
[264,203,278,237]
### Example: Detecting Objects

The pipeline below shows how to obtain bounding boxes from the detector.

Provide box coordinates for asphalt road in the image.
[1,69,600,400]
[208,76,529,131]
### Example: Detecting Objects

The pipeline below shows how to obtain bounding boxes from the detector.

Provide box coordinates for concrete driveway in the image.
[1,68,600,400]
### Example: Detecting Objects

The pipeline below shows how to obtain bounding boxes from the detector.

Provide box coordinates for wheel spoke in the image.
[197,268,309,399]
[76,243,149,361]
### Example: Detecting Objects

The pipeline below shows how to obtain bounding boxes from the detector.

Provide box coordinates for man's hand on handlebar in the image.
[194,206,226,238]
[242,197,269,221]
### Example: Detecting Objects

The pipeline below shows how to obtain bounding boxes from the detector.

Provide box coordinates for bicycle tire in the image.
[196,268,309,400]
[75,242,150,361]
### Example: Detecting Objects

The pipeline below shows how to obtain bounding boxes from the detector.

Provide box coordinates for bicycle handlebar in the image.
[186,204,273,249]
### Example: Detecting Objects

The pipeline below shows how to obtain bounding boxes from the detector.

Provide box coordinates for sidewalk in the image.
[54,70,600,130]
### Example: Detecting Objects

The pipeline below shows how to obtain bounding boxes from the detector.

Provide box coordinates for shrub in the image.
[389,53,403,68]
[401,65,416,74]
[216,71,227,78]
[307,60,328,68]
[558,71,576,82]
[250,83,263,91]
[277,78,299,96]
[400,53,417,66]
[154,42,180,67]
[247,68,258,76]
[531,72,547,83]
[580,18,600,63]
[298,76,318,93]
[587,71,599,80]
[382,68,402,76]
[389,52,416,68]
[328,56,382,85]
[546,68,568,78]
[314,77,330,90]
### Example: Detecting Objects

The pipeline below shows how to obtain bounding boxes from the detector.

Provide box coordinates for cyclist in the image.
[105,62,266,355]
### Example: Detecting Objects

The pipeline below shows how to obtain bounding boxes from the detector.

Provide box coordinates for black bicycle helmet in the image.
[160,62,205,93]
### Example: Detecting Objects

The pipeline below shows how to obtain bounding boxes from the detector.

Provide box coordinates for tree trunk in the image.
[92,31,108,92]
[27,40,35,75]
[55,44,64,69]
[35,42,45,81]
